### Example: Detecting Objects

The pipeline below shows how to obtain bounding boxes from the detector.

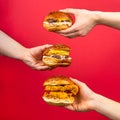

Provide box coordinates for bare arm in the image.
[92,93,120,120]
[0,30,26,59]
[0,30,52,70]
[96,11,120,29]
[64,78,120,120]
[58,9,120,38]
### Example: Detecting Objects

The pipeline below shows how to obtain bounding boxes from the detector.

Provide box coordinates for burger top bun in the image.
[43,11,73,31]
[45,11,72,21]
[43,44,70,56]
[43,75,74,86]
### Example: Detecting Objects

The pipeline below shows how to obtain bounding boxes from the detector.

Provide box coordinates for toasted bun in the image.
[43,75,74,86]
[42,96,74,106]
[42,44,72,67]
[43,44,70,56]
[43,11,73,31]
[42,75,79,106]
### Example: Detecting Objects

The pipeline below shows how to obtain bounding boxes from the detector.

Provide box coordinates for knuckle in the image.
[74,27,79,31]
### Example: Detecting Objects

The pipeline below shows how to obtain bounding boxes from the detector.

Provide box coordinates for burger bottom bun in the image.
[42,96,74,106]
[43,61,70,67]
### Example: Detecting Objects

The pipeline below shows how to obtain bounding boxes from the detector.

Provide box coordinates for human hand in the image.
[64,78,96,112]
[58,8,98,38]
[21,44,53,70]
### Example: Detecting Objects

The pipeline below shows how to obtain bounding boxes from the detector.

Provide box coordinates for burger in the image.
[42,44,72,67]
[42,75,79,106]
[43,11,73,31]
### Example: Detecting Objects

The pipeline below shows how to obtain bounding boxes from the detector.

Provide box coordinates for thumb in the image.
[59,8,76,14]
[69,77,86,87]
[33,44,53,52]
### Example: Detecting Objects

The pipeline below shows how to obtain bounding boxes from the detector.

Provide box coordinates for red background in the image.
[0,0,120,120]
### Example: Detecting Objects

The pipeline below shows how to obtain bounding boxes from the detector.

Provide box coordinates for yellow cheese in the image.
[48,50,69,56]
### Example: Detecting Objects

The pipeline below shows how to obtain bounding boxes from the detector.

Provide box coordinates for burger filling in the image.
[44,84,78,100]
[45,49,69,56]
[45,84,78,95]
[43,91,75,100]
[44,54,71,60]
[47,19,58,23]
[43,55,72,64]
[44,19,72,27]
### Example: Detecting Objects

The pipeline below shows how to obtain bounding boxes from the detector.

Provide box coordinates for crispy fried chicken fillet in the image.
[42,44,72,67]
[42,75,79,106]
[43,11,73,31]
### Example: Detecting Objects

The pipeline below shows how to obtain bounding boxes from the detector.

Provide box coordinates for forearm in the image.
[91,93,120,120]
[0,30,27,60]
[94,11,120,29]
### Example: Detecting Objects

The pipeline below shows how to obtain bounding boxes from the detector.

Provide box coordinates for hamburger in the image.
[42,75,79,106]
[42,44,72,67]
[43,11,73,31]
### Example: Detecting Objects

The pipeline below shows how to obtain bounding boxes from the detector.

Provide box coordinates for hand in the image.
[21,44,53,70]
[58,8,98,38]
[64,78,96,112]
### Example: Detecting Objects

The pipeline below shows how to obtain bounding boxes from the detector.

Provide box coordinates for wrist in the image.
[16,47,29,61]
[92,11,103,25]
[87,93,100,111]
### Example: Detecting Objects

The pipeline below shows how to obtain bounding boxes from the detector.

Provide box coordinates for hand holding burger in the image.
[42,75,79,106]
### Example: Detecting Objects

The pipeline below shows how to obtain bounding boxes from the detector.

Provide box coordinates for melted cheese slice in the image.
[47,50,69,56]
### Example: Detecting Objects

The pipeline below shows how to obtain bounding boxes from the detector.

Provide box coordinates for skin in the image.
[57,8,120,38]
[0,30,53,70]
[64,78,120,120]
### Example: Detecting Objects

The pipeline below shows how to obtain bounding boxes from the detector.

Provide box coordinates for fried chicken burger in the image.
[42,44,72,67]
[43,11,73,31]
[42,75,79,106]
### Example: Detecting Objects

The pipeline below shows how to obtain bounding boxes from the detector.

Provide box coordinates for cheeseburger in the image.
[42,44,72,67]
[43,11,73,31]
[42,75,79,106]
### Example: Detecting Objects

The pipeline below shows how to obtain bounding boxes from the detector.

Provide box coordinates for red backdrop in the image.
[0,0,120,120]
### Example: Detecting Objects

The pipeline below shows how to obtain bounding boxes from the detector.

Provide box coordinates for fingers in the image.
[64,104,74,111]
[32,62,54,70]
[32,65,53,71]
[60,30,85,38]
[58,8,79,35]
[27,61,54,71]
[64,104,79,112]
[59,8,77,14]
[57,24,78,34]
[41,44,53,48]
[57,17,82,37]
